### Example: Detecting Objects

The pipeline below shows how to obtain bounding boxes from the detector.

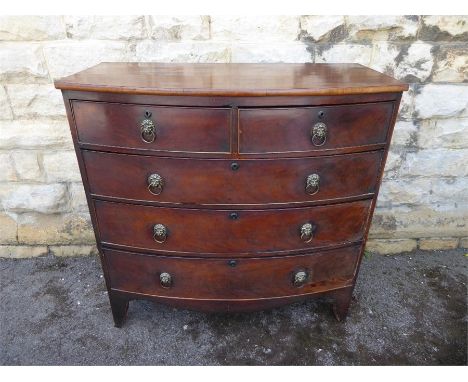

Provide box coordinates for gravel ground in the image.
[0,248,466,365]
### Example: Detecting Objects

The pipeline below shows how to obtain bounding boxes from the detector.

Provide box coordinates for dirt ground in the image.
[0,248,466,365]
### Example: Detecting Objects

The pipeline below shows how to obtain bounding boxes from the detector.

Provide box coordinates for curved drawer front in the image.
[105,246,359,300]
[239,102,394,154]
[84,150,382,206]
[72,101,231,153]
[95,200,370,256]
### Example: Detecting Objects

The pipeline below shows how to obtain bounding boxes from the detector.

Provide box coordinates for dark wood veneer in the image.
[56,63,408,96]
[239,102,394,154]
[105,245,360,300]
[94,199,371,256]
[72,101,232,153]
[83,150,383,207]
[55,63,406,326]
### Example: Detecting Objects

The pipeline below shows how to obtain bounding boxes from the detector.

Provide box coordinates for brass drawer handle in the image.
[159,272,172,288]
[153,223,167,243]
[300,222,315,243]
[140,117,156,143]
[147,173,164,195]
[311,122,327,146]
[293,269,309,287]
[305,173,320,195]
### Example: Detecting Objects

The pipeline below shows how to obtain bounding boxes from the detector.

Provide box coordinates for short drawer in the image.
[94,200,370,256]
[105,245,359,300]
[238,102,394,154]
[83,150,382,207]
[71,101,231,153]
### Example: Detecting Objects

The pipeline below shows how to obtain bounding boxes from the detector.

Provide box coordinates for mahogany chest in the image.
[55,63,407,327]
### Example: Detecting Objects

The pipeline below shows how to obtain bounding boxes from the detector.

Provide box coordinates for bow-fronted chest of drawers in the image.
[55,63,407,327]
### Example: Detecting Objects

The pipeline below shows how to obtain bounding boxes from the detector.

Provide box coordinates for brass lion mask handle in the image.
[305,173,320,195]
[300,222,315,243]
[140,110,156,143]
[153,223,167,244]
[147,173,164,195]
[311,122,327,146]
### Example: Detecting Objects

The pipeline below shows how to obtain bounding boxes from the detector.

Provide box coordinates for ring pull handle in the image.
[293,269,309,287]
[305,173,320,195]
[300,222,315,243]
[159,272,173,288]
[153,223,167,244]
[311,122,327,147]
[140,112,156,143]
[147,173,164,195]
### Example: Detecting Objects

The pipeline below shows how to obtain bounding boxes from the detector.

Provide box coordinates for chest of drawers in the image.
[55,63,407,327]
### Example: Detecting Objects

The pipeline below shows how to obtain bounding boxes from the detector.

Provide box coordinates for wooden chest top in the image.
[54,62,408,96]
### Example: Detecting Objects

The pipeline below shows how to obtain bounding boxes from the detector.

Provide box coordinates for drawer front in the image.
[239,102,394,154]
[83,150,382,206]
[95,200,370,256]
[105,245,360,299]
[72,101,231,153]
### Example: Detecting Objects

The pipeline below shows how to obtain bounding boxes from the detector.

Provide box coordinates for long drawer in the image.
[83,150,383,207]
[94,200,371,256]
[72,101,232,153]
[238,102,394,154]
[105,245,360,300]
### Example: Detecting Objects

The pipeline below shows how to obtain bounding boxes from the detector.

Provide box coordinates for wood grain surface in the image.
[55,63,408,96]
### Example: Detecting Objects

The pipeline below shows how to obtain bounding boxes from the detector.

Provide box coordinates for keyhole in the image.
[229,212,239,220]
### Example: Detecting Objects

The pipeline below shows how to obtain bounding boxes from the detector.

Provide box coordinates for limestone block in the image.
[17,212,95,245]
[0,213,17,244]
[418,118,468,149]
[414,84,468,119]
[11,152,43,181]
[231,43,312,63]
[399,149,468,177]
[369,205,468,239]
[391,121,418,147]
[43,40,132,79]
[42,151,81,182]
[369,42,400,75]
[394,43,434,82]
[398,84,415,120]
[432,45,468,82]
[0,43,48,82]
[0,86,13,120]
[210,16,299,42]
[135,41,230,63]
[460,238,468,248]
[69,183,89,212]
[0,184,68,214]
[365,239,417,254]
[419,237,460,250]
[64,16,146,40]
[371,42,435,82]
[315,44,373,65]
[420,16,468,41]
[300,16,346,42]
[0,120,73,149]
[49,245,98,257]
[347,15,419,41]
[377,177,468,207]
[383,151,403,173]
[6,84,65,119]
[0,153,16,182]
[0,245,48,258]
[149,15,210,40]
[0,16,65,40]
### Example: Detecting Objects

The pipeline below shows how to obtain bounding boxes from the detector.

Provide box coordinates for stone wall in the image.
[0,15,467,257]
